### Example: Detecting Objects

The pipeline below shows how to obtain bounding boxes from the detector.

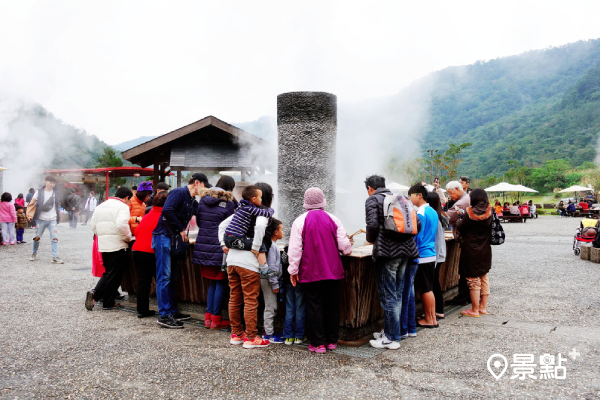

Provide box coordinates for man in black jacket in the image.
[152,173,209,328]
[66,188,81,229]
[364,175,420,349]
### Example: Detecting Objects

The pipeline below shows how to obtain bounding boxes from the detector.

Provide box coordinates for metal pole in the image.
[105,171,109,200]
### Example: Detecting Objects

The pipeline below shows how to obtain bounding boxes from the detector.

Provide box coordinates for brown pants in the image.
[228,265,261,339]
[466,274,490,295]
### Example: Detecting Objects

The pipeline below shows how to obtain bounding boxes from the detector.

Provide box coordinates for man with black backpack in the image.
[26,176,64,263]
[364,175,420,349]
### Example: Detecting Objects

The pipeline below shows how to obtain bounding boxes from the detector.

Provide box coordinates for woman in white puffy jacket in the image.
[86,187,133,311]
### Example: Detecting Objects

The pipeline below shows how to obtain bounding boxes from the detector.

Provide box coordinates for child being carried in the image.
[224,185,275,277]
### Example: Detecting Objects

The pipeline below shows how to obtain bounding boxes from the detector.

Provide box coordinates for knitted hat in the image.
[303,187,327,210]
[137,181,153,191]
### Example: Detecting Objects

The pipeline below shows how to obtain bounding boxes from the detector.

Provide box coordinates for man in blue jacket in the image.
[409,184,439,329]
[153,173,210,328]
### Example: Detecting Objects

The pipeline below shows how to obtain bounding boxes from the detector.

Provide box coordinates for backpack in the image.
[382,194,419,236]
[490,209,505,245]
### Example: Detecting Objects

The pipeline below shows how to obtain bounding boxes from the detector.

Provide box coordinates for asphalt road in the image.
[1,216,599,399]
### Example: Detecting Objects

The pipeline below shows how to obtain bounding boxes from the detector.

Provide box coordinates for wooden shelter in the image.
[121,116,269,187]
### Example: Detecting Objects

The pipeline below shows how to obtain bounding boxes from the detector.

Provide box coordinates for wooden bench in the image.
[500,214,525,223]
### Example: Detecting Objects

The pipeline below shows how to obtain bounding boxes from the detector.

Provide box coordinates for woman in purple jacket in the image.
[287,187,353,354]
[192,176,236,329]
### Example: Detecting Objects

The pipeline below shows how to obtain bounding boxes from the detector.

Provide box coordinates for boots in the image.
[210,314,230,330]
[204,313,213,329]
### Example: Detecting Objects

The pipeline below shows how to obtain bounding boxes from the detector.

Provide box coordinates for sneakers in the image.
[407,332,417,337]
[326,343,338,351]
[293,337,305,345]
[157,315,184,329]
[51,257,64,264]
[29,253,37,261]
[230,332,246,345]
[308,344,326,354]
[173,312,191,321]
[369,335,401,350]
[85,291,95,311]
[284,338,294,345]
[243,336,270,349]
[263,333,284,343]
[373,329,385,339]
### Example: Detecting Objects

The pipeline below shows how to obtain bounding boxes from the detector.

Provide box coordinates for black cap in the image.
[191,173,212,188]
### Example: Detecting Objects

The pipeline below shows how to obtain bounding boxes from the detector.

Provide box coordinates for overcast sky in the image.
[1,0,600,145]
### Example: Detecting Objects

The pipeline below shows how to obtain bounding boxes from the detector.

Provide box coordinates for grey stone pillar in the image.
[277,92,337,239]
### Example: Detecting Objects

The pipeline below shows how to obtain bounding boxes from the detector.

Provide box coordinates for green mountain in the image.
[2,101,111,169]
[424,39,600,178]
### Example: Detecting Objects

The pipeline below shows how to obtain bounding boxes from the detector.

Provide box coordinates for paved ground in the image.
[1,216,599,399]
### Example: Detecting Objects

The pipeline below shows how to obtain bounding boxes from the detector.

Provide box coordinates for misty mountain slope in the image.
[0,100,109,169]
[113,135,159,151]
[422,39,600,177]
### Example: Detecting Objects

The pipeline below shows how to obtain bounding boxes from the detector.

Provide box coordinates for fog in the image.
[0,95,102,196]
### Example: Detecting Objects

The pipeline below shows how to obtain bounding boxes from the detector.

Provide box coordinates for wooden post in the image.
[580,243,591,260]
[153,162,159,188]
[590,247,600,263]
[177,171,182,188]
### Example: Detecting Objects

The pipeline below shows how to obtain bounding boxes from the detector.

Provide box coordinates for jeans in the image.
[133,250,156,314]
[153,234,179,318]
[206,279,227,316]
[68,210,78,228]
[32,220,58,257]
[401,261,418,336]
[84,210,92,224]
[376,256,408,342]
[1,222,16,243]
[16,228,24,242]
[283,283,306,339]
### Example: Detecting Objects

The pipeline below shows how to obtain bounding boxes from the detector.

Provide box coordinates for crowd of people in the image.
[75,171,493,353]
[1,171,496,353]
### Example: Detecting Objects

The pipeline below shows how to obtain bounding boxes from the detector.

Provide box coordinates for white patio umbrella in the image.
[388,182,410,191]
[484,182,519,192]
[513,184,538,193]
[558,185,594,193]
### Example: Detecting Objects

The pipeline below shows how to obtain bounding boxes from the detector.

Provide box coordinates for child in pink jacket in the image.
[287,187,353,354]
[0,192,17,245]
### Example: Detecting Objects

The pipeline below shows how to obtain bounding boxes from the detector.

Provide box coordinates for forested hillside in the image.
[424,39,600,178]
[0,100,110,170]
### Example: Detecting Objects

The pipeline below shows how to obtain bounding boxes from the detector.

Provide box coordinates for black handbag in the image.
[490,210,505,245]
[171,232,190,259]
[162,209,192,259]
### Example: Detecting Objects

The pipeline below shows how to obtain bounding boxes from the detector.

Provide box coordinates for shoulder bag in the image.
[490,210,505,245]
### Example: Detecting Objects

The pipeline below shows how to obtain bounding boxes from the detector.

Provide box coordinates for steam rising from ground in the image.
[0,95,103,196]
[335,75,437,236]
